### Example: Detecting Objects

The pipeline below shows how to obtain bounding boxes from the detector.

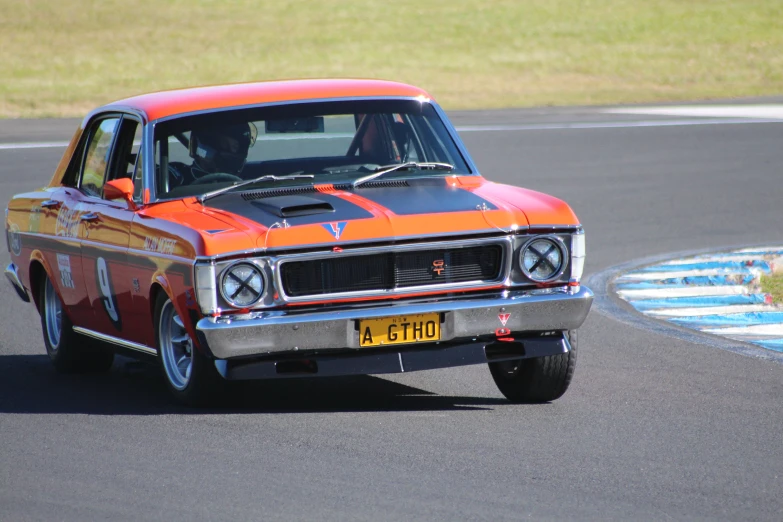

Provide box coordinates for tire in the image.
[155,293,225,406]
[488,330,578,403]
[39,274,114,373]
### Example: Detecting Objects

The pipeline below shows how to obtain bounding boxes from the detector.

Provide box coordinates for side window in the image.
[104,117,144,202]
[62,139,86,187]
[133,148,144,203]
[129,122,145,203]
[80,118,120,197]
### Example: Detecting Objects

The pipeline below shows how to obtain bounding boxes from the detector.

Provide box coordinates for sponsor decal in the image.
[8,223,22,256]
[96,257,122,331]
[57,254,75,289]
[132,278,141,293]
[55,203,82,238]
[143,236,176,255]
[28,206,41,233]
[321,221,347,240]
[498,313,510,326]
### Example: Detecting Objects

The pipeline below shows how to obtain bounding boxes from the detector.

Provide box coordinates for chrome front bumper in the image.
[196,286,593,360]
[5,263,30,303]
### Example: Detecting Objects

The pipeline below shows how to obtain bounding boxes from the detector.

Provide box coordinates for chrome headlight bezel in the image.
[219,261,266,309]
[518,235,569,283]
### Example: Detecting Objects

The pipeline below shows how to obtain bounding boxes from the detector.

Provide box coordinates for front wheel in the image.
[40,274,114,373]
[155,293,225,406]
[488,330,578,403]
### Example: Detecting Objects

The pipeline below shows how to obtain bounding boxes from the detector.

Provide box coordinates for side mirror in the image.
[103,178,137,209]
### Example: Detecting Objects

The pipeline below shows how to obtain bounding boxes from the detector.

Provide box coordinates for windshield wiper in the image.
[197,174,315,204]
[352,162,454,188]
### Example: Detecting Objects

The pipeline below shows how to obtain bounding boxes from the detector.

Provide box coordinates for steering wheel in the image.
[191,172,243,185]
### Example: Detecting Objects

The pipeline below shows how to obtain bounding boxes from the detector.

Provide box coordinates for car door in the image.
[71,115,138,339]
[36,126,109,328]
[45,186,93,325]
[100,116,151,346]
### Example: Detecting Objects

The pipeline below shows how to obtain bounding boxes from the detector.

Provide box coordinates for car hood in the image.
[185,176,579,252]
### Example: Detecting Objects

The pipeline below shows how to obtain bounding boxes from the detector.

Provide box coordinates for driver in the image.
[168,122,257,187]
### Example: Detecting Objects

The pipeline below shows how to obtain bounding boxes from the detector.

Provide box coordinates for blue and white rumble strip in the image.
[616,247,783,354]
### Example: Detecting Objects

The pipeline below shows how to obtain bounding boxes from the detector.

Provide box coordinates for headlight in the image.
[519,236,567,282]
[220,262,265,308]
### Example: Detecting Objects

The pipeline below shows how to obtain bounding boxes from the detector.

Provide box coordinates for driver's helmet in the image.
[189,122,257,175]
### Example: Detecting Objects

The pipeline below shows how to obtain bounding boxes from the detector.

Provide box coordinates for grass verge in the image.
[1,0,782,117]
[761,273,783,304]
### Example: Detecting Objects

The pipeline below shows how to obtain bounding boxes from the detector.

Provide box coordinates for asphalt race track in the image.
[1,103,782,520]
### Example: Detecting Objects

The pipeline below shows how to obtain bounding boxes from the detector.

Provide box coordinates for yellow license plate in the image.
[359,313,441,347]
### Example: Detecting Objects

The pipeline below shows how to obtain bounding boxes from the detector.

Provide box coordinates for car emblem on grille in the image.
[498,313,510,326]
[321,221,347,240]
[432,259,445,276]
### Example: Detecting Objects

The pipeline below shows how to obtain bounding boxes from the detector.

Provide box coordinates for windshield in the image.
[153,99,472,200]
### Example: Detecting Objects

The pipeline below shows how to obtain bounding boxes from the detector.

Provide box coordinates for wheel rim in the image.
[44,278,63,350]
[159,300,192,390]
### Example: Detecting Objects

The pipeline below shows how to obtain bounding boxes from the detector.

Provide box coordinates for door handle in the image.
[41,200,60,209]
[80,212,100,222]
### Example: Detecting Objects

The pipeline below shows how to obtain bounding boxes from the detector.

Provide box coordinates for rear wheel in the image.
[489,330,578,403]
[40,274,114,373]
[155,293,225,406]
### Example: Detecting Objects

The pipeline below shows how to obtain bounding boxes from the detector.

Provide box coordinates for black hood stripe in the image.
[205,178,496,229]
[348,178,497,216]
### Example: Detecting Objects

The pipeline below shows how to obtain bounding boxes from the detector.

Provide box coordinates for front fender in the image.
[150,270,206,354]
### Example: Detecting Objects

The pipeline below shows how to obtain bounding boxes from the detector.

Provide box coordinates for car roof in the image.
[101,79,432,122]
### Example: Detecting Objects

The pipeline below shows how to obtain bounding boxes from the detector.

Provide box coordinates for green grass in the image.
[1,0,782,117]
[761,273,783,304]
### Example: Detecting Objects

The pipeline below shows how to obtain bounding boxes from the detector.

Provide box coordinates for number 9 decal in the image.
[96,257,122,330]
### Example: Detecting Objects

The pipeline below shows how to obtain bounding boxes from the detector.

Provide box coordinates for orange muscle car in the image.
[4,79,592,405]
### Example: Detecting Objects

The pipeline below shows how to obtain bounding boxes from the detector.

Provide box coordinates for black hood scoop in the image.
[250,195,334,218]
[209,190,372,227]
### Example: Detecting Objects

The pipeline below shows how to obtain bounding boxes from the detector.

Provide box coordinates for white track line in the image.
[0,141,70,150]
[647,304,775,317]
[726,335,783,344]
[605,105,783,120]
[733,245,783,253]
[662,254,782,265]
[618,286,748,299]
[455,118,780,133]
[617,268,761,280]
[703,324,783,336]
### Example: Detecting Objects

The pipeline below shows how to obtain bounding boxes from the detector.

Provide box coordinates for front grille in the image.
[280,244,503,298]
